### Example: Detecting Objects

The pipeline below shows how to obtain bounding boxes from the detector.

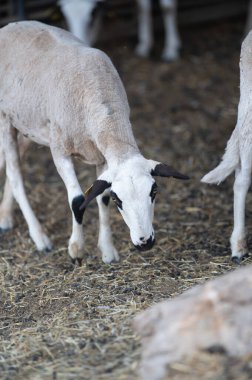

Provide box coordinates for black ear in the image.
[151,163,189,180]
[80,180,111,211]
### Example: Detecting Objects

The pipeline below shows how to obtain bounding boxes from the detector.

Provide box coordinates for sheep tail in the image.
[201,127,239,185]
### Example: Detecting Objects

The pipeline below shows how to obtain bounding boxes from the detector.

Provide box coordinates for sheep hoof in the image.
[102,248,120,264]
[0,215,13,232]
[71,257,83,266]
[68,241,84,265]
[232,252,249,265]
[161,51,179,62]
[231,256,241,264]
[43,246,52,254]
[0,226,11,234]
[135,45,150,58]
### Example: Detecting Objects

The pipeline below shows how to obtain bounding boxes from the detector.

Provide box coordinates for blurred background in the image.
[0,1,250,38]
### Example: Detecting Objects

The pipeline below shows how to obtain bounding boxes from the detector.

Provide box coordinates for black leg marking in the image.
[72,195,85,224]
[102,195,110,206]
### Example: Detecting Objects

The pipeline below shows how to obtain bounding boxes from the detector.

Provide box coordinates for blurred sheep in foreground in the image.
[134,264,252,380]
[202,31,252,263]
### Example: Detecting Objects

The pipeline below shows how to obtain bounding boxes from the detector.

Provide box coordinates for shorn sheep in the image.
[59,0,180,62]
[202,31,252,263]
[0,21,188,264]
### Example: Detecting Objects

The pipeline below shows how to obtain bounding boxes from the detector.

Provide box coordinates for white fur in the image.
[202,31,252,261]
[0,21,185,263]
[58,0,180,61]
[59,0,101,46]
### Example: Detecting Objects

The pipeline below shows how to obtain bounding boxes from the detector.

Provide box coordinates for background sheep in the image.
[58,0,180,61]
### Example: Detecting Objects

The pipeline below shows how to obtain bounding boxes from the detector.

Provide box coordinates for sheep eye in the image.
[110,191,123,210]
[150,183,158,202]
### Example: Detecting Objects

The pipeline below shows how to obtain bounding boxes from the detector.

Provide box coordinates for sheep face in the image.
[81,156,189,252]
[110,162,157,251]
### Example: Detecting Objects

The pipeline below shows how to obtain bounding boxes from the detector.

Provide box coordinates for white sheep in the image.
[59,0,180,62]
[0,21,188,264]
[202,31,252,263]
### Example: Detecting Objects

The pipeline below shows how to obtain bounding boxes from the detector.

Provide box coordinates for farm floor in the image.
[1,18,252,380]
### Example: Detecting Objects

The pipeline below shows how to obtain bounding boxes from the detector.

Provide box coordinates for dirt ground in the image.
[1,18,252,380]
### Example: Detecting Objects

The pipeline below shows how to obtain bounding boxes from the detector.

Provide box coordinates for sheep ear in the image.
[80,180,111,211]
[150,162,189,180]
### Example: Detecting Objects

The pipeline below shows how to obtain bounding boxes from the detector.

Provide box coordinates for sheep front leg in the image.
[2,126,51,251]
[96,164,119,264]
[51,151,85,264]
[231,149,252,263]
[135,0,153,57]
[96,191,119,264]
[160,0,180,61]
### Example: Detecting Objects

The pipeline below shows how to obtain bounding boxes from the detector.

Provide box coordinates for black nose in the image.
[134,236,155,251]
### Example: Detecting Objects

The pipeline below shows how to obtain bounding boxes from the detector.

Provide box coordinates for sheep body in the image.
[0,21,137,164]
[202,31,252,262]
[0,21,188,264]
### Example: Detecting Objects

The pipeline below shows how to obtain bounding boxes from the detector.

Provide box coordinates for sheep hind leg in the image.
[230,145,252,263]
[96,164,119,264]
[3,126,51,251]
[0,135,31,232]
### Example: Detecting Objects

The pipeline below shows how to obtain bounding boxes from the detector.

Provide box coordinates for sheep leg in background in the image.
[231,145,252,263]
[88,5,103,45]
[96,164,119,264]
[160,0,180,61]
[51,150,85,264]
[135,0,153,57]
[59,0,97,45]
[1,122,51,251]
[245,0,252,35]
